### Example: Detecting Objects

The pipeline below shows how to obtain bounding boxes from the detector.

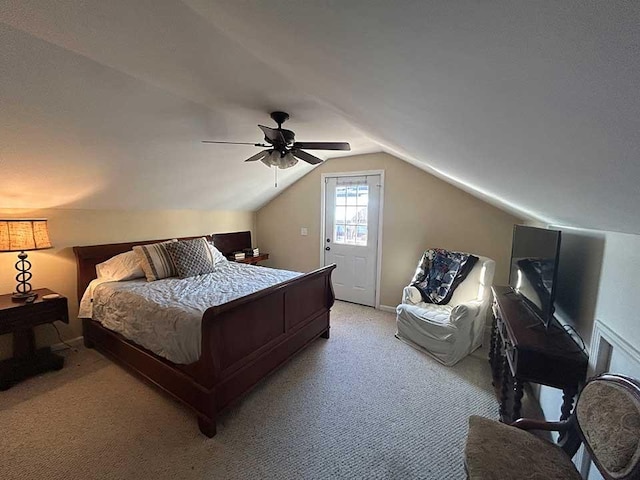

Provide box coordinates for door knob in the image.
[325,246,331,251]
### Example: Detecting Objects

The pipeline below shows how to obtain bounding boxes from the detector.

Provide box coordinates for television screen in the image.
[509,225,562,329]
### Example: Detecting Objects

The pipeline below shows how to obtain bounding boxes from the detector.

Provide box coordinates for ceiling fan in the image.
[202,111,351,170]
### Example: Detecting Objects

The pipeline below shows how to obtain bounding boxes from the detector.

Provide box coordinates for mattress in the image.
[79,262,301,364]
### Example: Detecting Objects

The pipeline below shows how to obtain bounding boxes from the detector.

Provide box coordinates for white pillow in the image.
[207,241,228,265]
[96,250,145,281]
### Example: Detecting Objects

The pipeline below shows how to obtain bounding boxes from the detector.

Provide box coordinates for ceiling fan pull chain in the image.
[275,166,278,188]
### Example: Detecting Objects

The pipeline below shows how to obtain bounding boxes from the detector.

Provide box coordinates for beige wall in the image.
[0,208,255,359]
[256,152,523,307]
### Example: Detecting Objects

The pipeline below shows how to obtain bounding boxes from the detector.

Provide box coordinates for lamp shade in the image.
[0,219,52,252]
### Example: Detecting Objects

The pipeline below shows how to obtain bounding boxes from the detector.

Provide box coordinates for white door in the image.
[323,174,381,307]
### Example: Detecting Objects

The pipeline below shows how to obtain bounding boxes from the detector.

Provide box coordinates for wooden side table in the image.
[0,288,69,390]
[231,253,270,265]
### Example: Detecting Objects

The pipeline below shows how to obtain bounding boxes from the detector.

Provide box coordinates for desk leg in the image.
[492,340,502,387]
[499,354,510,421]
[489,315,497,366]
[561,387,577,421]
[513,379,524,420]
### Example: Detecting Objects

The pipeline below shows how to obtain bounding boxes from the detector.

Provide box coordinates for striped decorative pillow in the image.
[133,240,177,282]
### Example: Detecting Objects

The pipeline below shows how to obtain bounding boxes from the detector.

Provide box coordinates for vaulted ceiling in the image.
[1,1,639,234]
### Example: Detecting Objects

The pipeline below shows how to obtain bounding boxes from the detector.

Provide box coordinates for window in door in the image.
[334,184,369,246]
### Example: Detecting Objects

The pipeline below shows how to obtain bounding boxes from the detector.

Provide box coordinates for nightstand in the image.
[231,253,270,265]
[0,288,69,390]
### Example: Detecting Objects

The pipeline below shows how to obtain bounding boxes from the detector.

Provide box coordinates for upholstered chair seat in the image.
[465,374,640,480]
[465,416,582,480]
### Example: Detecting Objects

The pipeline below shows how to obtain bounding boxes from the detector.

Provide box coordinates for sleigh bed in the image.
[73,234,335,437]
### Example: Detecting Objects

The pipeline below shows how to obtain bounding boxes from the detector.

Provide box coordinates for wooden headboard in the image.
[73,231,254,303]
[73,235,213,303]
[211,231,252,256]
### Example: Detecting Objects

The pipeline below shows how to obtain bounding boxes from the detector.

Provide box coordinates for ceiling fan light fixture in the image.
[281,151,298,169]
[260,149,279,168]
[261,149,298,169]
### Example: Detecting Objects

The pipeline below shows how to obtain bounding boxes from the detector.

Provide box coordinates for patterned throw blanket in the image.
[410,248,479,305]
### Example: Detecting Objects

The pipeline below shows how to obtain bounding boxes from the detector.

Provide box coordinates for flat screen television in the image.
[508,225,562,330]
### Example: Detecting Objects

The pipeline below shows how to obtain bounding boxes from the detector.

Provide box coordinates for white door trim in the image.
[320,170,385,309]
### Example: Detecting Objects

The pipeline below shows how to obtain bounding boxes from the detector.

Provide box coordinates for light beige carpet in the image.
[0,301,499,479]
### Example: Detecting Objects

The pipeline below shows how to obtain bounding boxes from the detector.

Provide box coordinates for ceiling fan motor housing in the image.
[265,112,295,146]
[279,129,296,146]
[262,130,295,147]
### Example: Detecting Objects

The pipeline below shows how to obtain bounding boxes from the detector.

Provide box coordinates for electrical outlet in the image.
[301,227,308,236]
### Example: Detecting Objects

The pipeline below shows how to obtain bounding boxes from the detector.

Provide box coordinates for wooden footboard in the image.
[196,265,335,435]
[74,236,335,438]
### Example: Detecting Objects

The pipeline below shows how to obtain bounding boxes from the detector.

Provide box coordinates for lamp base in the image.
[11,292,38,302]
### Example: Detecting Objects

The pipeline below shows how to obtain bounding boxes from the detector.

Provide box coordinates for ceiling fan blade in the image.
[244,150,271,162]
[202,140,268,146]
[292,142,351,151]
[258,125,286,145]
[292,149,323,165]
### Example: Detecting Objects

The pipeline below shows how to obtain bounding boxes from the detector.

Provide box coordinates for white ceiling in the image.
[0,0,377,210]
[1,1,639,234]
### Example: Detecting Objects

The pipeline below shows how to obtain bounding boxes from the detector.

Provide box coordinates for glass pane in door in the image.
[334,184,369,246]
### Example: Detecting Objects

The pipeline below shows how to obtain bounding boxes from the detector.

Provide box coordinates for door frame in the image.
[320,170,385,309]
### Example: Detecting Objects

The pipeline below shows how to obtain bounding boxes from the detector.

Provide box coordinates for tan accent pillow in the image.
[132,240,177,282]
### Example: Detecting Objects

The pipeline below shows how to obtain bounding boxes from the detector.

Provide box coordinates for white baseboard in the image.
[51,336,84,352]
[378,304,397,313]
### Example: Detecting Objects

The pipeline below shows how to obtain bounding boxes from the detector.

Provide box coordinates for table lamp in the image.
[0,219,52,301]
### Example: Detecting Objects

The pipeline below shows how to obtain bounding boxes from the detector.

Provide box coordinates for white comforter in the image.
[79,262,301,364]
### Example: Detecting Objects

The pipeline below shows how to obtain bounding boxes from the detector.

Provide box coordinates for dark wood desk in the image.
[0,288,69,390]
[489,286,588,423]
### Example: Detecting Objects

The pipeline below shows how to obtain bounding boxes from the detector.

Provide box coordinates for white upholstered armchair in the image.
[395,254,495,366]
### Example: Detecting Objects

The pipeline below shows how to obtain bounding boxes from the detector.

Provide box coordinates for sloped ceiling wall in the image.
[2,1,639,234]
[0,0,377,210]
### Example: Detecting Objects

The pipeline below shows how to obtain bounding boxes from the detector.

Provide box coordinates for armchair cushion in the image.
[396,304,470,366]
[397,303,454,326]
[465,415,582,480]
[398,299,480,326]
